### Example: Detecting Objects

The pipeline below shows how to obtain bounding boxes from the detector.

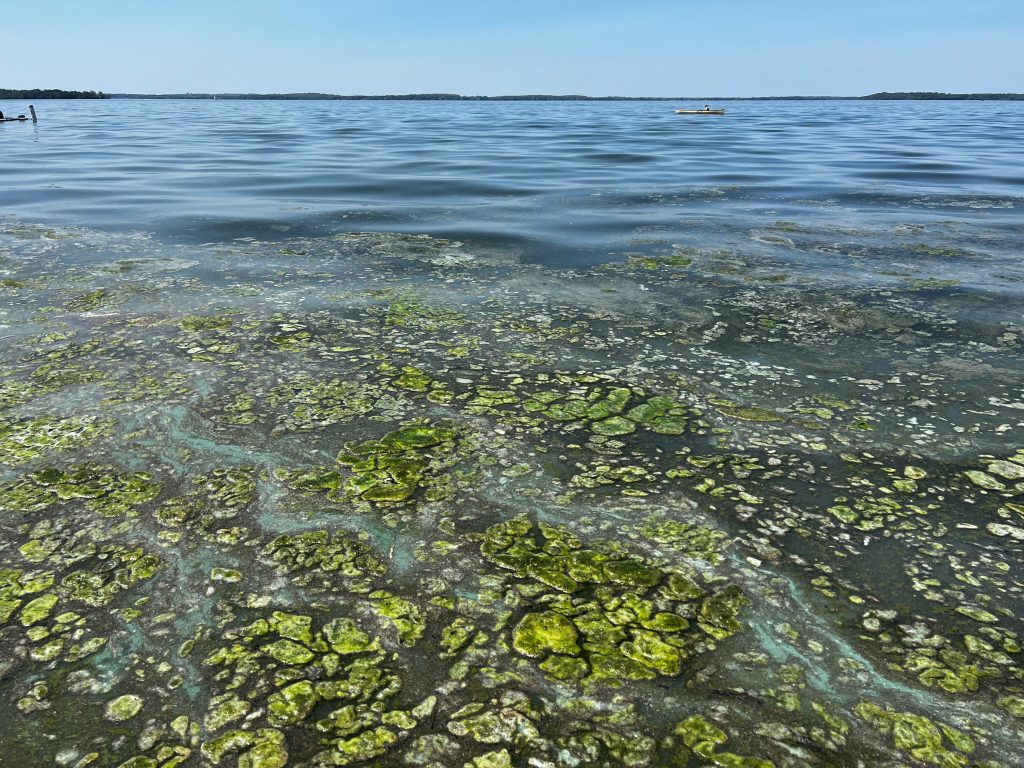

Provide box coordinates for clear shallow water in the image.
[1,99,1022,268]
[1,101,1024,768]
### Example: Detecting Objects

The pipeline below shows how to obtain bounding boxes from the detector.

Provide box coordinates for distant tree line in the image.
[112,93,654,100]
[0,89,108,99]
[863,92,1024,100]
[106,93,856,101]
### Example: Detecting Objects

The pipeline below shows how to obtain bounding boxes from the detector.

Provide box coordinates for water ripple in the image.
[0,99,1021,276]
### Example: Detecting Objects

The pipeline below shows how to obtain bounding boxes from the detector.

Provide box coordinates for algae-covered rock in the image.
[904,465,929,480]
[270,611,315,645]
[698,585,749,640]
[637,518,726,564]
[370,591,425,646]
[711,398,783,422]
[512,611,580,657]
[626,395,691,435]
[105,694,144,722]
[441,617,475,655]
[202,729,254,763]
[198,605,411,766]
[322,726,397,765]
[591,416,636,437]
[480,515,745,687]
[180,315,235,332]
[204,695,252,732]
[956,606,999,624]
[587,649,657,683]
[998,696,1024,718]
[60,548,161,606]
[395,365,432,392]
[465,749,513,768]
[986,460,1024,481]
[676,715,727,757]
[539,654,589,681]
[267,680,318,726]
[855,702,974,767]
[448,707,540,746]
[19,592,58,626]
[239,729,288,768]
[0,463,160,517]
[336,422,460,505]
[0,415,112,465]
[323,617,373,654]
[675,715,775,767]
[116,758,159,768]
[662,573,705,601]
[986,523,1024,540]
[620,629,682,675]
[263,638,316,665]
[267,530,385,580]
[29,637,64,662]
[965,471,1005,491]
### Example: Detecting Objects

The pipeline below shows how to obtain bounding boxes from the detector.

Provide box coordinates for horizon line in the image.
[108,91,1024,100]
[5,89,1024,102]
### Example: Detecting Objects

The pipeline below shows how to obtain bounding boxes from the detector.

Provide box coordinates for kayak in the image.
[676,109,725,115]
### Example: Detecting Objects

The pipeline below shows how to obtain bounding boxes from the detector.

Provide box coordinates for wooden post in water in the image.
[29,105,37,122]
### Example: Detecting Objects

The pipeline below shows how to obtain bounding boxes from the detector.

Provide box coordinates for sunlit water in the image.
[2,99,1022,269]
[1,99,1023,768]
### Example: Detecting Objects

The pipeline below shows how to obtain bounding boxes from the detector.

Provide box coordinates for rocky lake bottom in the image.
[0,214,1023,768]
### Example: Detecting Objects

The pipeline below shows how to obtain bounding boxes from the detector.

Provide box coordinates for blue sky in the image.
[3,0,1021,95]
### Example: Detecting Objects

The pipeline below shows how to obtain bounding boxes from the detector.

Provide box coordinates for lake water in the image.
[1,100,1023,768]
[3,99,1023,268]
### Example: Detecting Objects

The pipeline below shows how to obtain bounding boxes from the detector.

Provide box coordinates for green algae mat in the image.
[0,220,1022,767]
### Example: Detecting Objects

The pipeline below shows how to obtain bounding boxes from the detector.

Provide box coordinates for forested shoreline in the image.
[0,89,108,99]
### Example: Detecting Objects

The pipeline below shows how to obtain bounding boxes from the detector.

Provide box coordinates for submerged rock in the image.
[105,694,144,722]
[512,611,580,657]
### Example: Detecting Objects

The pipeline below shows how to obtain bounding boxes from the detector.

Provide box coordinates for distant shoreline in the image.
[4,89,1024,101]
[0,89,107,99]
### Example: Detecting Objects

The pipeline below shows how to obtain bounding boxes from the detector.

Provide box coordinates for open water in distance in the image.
[1,99,1021,271]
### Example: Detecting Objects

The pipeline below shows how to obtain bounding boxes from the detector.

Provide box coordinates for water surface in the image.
[1,100,1023,768]
[2,99,1021,270]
